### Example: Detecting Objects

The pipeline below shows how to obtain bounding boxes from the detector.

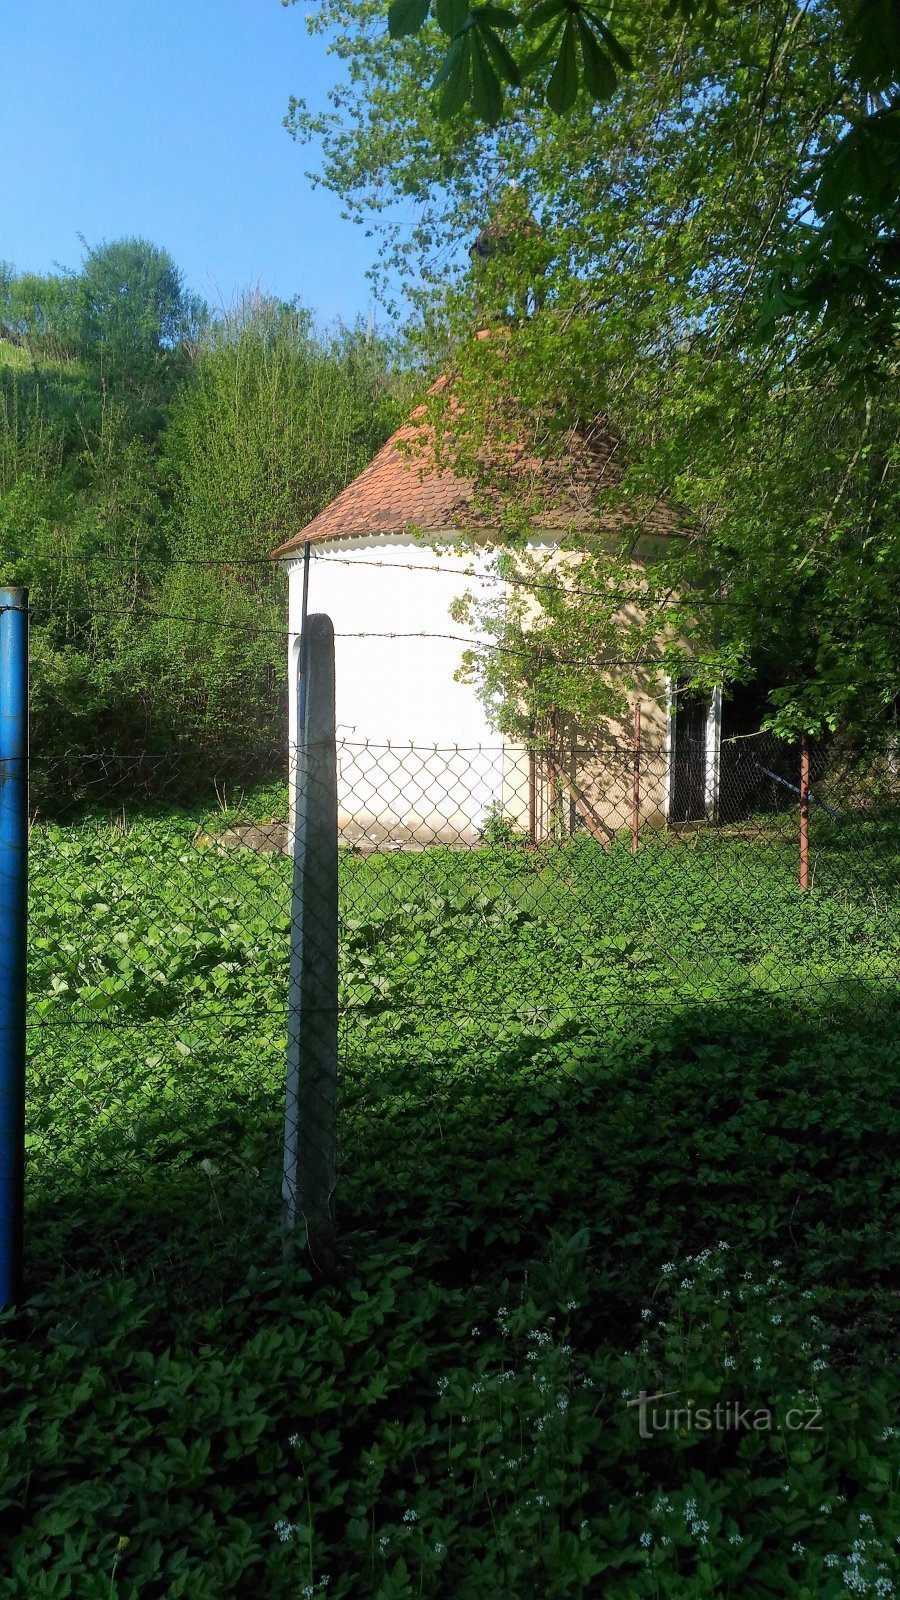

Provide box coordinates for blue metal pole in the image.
[0,587,28,1308]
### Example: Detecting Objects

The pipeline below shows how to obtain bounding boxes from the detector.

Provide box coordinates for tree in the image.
[287,0,900,742]
[153,295,403,776]
[289,0,900,378]
[77,236,207,377]
[0,246,402,802]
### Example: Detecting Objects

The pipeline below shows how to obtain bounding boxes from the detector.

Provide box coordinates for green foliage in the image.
[0,250,402,804]
[77,236,207,377]
[381,0,632,125]
[8,803,900,1592]
[289,0,900,744]
[293,0,900,378]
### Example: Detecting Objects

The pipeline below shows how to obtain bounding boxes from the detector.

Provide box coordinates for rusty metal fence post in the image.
[632,701,641,855]
[799,733,810,891]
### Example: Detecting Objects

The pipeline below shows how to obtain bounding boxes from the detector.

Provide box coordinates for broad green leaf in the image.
[437,33,473,115]
[847,0,900,89]
[546,15,579,114]
[480,21,522,85]
[526,0,567,26]
[472,2,518,24]
[594,17,633,72]
[577,16,616,100]
[387,0,430,36]
[816,128,867,213]
[471,29,505,121]
[434,32,466,87]
[436,0,470,34]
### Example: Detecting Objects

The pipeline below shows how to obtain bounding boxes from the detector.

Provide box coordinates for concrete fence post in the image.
[283,613,339,1269]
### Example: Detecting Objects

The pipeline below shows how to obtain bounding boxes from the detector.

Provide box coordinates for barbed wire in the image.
[25,599,900,682]
[20,545,833,614]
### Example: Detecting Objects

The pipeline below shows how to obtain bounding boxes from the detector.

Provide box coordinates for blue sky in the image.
[0,0,400,327]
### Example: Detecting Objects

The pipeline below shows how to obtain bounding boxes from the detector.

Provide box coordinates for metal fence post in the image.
[527,719,537,846]
[0,588,28,1308]
[799,733,810,891]
[283,614,339,1269]
[632,701,641,854]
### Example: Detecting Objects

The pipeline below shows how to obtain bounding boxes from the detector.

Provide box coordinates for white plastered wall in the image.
[285,528,697,845]
[285,535,504,844]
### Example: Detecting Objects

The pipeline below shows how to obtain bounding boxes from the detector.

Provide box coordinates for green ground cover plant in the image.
[3,801,898,1596]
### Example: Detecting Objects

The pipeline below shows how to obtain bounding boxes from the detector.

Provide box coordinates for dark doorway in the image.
[719,678,792,822]
[669,686,709,822]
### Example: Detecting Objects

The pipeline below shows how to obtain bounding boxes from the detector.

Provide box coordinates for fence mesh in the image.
[25,728,900,1251]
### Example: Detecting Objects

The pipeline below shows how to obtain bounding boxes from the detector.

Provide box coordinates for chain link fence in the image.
[25,710,900,1251]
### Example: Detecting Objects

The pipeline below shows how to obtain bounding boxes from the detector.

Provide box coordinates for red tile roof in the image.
[271,414,474,557]
[271,388,678,558]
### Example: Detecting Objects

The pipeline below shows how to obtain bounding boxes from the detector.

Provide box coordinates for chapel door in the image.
[669,687,709,822]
